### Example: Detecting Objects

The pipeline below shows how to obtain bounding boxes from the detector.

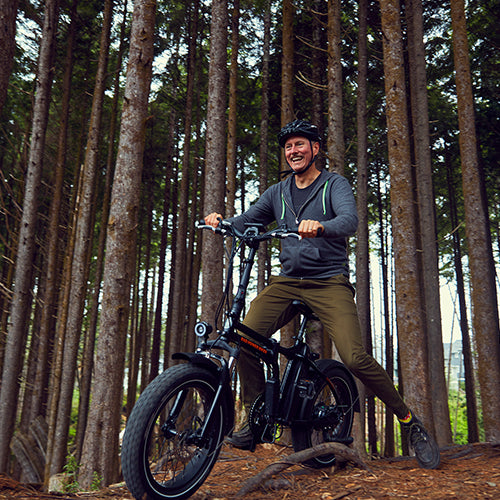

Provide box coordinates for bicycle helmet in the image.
[278,119,321,148]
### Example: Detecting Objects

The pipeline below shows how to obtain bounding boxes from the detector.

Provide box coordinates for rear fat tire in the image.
[292,362,355,468]
[121,365,226,500]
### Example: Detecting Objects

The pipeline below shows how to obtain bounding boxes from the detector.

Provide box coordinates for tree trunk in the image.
[23,0,78,432]
[445,146,479,443]
[278,0,296,369]
[0,0,18,114]
[201,0,228,325]
[0,0,60,473]
[150,111,175,381]
[375,167,395,456]
[75,0,127,461]
[378,0,434,432]
[311,0,326,171]
[327,0,344,173]
[355,0,372,458]
[139,185,154,391]
[125,250,141,415]
[169,2,199,358]
[281,0,294,125]
[79,0,156,488]
[226,0,239,220]
[257,0,271,294]
[46,0,114,477]
[185,115,205,353]
[450,0,500,442]
[406,0,452,446]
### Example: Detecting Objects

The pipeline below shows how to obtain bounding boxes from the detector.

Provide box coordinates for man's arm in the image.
[320,175,358,238]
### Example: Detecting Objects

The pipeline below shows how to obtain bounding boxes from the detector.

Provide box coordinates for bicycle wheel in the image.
[292,360,356,468]
[121,364,226,500]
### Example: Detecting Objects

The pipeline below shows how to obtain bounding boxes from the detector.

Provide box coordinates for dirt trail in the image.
[1,442,499,499]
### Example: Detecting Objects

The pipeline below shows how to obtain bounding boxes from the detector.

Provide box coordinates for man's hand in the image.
[204,212,223,228]
[298,219,324,238]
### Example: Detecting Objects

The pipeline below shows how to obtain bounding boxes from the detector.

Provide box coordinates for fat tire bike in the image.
[121,221,360,499]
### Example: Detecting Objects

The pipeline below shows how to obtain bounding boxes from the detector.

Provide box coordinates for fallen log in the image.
[236,442,371,497]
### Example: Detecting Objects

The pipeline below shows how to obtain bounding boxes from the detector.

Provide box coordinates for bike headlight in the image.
[194,321,213,337]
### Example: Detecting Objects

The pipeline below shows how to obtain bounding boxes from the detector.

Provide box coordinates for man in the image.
[204,119,440,469]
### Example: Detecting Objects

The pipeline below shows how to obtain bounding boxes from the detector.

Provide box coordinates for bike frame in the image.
[175,222,345,445]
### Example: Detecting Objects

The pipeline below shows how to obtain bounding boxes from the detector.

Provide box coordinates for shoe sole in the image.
[414,438,441,469]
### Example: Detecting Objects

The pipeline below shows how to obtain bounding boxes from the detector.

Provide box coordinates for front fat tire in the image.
[121,365,225,500]
[292,363,355,468]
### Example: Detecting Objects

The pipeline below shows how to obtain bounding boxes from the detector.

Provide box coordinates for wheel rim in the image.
[143,379,222,497]
[310,375,354,464]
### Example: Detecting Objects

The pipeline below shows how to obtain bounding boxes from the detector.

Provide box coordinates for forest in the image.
[0,0,499,493]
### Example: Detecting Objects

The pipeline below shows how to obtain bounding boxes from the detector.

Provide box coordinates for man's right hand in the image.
[204,212,223,228]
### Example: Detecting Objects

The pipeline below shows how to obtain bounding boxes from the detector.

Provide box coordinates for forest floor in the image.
[0,441,499,499]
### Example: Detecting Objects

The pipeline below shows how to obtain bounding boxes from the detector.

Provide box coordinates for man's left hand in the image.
[298,220,324,238]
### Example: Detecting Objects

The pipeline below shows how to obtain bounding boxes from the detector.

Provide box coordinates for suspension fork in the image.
[161,389,189,438]
[197,354,236,440]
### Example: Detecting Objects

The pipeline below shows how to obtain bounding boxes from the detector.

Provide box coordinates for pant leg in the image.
[302,275,409,419]
[238,278,300,408]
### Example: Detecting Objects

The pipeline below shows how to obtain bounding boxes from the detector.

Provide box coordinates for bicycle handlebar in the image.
[197,220,302,241]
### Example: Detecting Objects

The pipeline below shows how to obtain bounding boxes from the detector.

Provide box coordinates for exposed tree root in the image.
[236,442,371,497]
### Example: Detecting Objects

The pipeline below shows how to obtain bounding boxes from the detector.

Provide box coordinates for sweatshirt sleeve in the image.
[225,184,278,231]
[320,175,358,238]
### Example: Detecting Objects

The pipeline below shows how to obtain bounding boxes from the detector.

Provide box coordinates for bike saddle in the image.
[291,300,320,321]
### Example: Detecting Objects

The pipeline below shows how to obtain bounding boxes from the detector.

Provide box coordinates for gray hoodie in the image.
[227,170,358,279]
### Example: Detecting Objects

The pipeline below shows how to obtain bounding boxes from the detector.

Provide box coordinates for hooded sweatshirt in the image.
[227,169,358,279]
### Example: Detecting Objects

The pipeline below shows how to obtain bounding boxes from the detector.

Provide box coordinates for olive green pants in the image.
[238,275,409,419]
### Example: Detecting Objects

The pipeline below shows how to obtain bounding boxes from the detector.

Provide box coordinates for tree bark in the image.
[406,0,452,446]
[46,0,114,477]
[0,0,59,473]
[378,0,434,431]
[226,0,239,220]
[257,0,271,294]
[450,0,500,442]
[281,0,294,125]
[23,0,78,432]
[327,0,344,173]
[0,0,18,114]
[78,0,156,487]
[75,0,128,461]
[445,146,479,443]
[201,0,228,325]
[355,0,373,458]
[150,111,175,380]
[169,1,199,358]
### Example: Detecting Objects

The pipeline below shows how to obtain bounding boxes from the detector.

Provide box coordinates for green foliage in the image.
[449,384,485,445]
[449,388,469,445]
[63,454,80,493]
[91,471,103,491]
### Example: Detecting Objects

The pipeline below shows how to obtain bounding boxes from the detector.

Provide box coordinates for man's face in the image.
[284,135,319,174]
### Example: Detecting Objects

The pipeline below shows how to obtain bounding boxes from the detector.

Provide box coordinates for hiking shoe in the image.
[225,423,254,450]
[404,417,441,469]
